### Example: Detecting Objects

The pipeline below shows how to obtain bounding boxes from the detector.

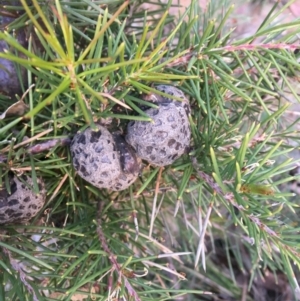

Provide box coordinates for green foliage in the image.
[1,0,300,300]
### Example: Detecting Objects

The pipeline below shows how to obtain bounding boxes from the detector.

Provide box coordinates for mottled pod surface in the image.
[70,125,140,191]
[126,85,191,166]
[146,85,191,115]
[0,174,46,225]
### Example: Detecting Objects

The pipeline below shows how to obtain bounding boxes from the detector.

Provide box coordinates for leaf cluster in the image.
[1,0,300,300]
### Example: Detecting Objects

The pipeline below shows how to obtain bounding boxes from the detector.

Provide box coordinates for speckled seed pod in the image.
[144,84,191,115]
[0,174,46,225]
[70,125,140,191]
[126,85,191,166]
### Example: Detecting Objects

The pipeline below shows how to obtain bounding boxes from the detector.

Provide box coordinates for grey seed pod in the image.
[126,85,191,167]
[145,85,191,115]
[0,174,46,225]
[70,125,140,191]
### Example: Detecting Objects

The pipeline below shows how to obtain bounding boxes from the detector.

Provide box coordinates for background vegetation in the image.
[1,0,300,300]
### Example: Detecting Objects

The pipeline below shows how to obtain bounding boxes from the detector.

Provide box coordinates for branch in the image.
[211,43,300,52]
[96,201,141,301]
[3,248,39,301]
[0,137,71,162]
[191,156,300,258]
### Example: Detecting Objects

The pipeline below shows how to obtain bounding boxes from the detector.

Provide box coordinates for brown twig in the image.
[191,157,277,235]
[96,201,142,301]
[26,137,71,154]
[2,248,39,301]
[191,156,300,259]
[211,43,300,52]
[0,137,71,162]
